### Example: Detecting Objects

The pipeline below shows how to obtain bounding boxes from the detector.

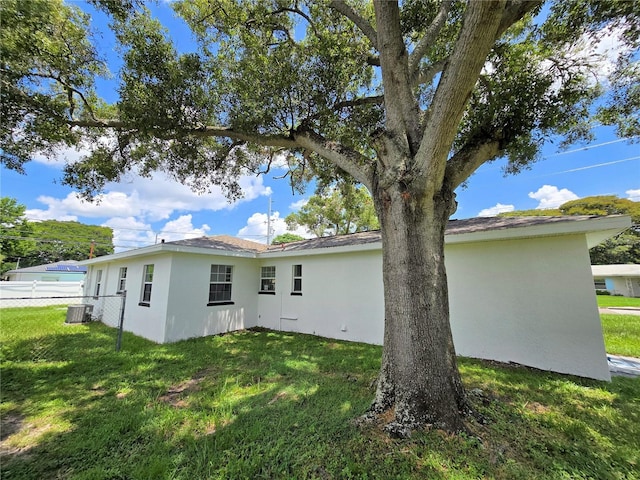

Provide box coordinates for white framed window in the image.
[209,264,233,304]
[93,270,102,297]
[594,279,607,290]
[260,266,276,294]
[140,264,154,305]
[292,264,302,295]
[117,267,127,292]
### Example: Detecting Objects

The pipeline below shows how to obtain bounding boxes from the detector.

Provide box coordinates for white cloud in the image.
[102,214,212,252]
[237,211,310,244]
[157,215,210,243]
[529,185,579,209]
[23,170,272,225]
[477,203,515,217]
[25,191,141,222]
[626,189,640,202]
[102,217,156,252]
[289,198,309,210]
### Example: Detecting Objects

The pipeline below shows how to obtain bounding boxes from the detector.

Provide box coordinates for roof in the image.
[5,260,87,275]
[79,214,631,264]
[265,215,630,252]
[592,264,640,277]
[167,235,267,253]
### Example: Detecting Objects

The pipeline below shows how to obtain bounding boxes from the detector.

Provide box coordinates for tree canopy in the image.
[2,0,638,434]
[501,195,640,264]
[0,196,114,273]
[286,184,379,237]
[0,197,34,273]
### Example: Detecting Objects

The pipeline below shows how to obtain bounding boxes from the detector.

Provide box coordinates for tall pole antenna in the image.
[266,196,273,245]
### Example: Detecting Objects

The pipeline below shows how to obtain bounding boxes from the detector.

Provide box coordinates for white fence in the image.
[0,281,85,308]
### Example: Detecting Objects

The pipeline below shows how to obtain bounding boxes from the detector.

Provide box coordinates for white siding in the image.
[257,250,385,344]
[446,234,610,380]
[164,254,259,342]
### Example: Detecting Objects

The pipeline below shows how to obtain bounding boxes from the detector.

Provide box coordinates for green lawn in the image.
[597,295,640,308]
[1,306,639,480]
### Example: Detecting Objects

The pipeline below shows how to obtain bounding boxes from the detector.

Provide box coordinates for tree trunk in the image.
[369,180,468,435]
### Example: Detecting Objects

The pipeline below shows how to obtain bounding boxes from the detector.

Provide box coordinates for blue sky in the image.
[1,1,638,252]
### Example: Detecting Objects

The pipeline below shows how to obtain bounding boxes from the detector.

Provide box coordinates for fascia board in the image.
[444,215,631,245]
[258,242,382,259]
[78,244,258,266]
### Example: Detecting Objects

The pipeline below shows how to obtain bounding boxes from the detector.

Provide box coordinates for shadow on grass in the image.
[1,321,639,479]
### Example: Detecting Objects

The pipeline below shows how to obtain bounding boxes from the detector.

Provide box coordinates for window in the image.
[292,264,302,295]
[260,266,276,294]
[594,279,607,290]
[209,264,233,304]
[117,267,127,292]
[140,264,154,305]
[93,270,102,297]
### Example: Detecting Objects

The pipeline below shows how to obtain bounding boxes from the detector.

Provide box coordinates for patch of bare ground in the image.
[158,367,216,408]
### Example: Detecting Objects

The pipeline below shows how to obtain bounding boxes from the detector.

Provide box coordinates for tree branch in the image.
[329,0,378,50]
[293,127,375,190]
[498,0,543,37]
[374,0,421,154]
[408,0,453,80]
[444,140,501,191]
[414,0,507,195]
[414,59,446,87]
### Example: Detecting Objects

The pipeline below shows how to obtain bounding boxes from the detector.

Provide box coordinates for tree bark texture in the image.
[369,180,468,434]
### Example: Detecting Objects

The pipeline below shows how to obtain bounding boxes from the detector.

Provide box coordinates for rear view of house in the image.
[80,215,630,381]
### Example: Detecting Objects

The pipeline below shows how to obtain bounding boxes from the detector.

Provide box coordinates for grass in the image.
[597,295,640,309]
[601,314,640,358]
[1,306,639,479]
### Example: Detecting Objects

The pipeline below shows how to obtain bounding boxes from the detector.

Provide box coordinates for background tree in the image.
[286,184,379,237]
[501,196,640,264]
[271,233,305,245]
[2,0,639,433]
[562,197,639,264]
[0,197,35,274]
[17,220,115,267]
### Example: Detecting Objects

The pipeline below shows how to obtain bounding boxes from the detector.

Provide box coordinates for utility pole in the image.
[266,196,273,245]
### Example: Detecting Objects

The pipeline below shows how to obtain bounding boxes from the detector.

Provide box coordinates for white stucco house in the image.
[79,215,630,381]
[592,264,640,297]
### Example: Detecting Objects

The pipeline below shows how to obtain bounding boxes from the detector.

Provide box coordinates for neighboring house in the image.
[80,215,631,381]
[592,264,640,297]
[3,261,87,282]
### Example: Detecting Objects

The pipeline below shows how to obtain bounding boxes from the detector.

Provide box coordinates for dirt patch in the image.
[523,401,551,414]
[158,367,215,408]
[0,411,23,441]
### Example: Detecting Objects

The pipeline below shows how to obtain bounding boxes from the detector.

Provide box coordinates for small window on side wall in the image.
[93,270,102,298]
[117,267,127,293]
[208,264,234,305]
[292,264,302,295]
[140,264,154,306]
[260,266,276,294]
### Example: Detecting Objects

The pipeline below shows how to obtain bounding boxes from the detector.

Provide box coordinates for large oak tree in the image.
[2,0,638,433]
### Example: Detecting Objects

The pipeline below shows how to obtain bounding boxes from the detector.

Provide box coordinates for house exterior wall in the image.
[607,277,640,297]
[86,255,172,343]
[164,253,259,342]
[257,249,385,344]
[445,234,610,380]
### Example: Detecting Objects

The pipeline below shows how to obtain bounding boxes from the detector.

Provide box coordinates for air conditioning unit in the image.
[65,304,93,324]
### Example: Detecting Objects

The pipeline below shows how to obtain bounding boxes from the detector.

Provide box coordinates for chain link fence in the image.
[1,292,129,352]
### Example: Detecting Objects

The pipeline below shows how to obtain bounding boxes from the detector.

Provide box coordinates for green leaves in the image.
[286,184,378,237]
[0,0,105,170]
